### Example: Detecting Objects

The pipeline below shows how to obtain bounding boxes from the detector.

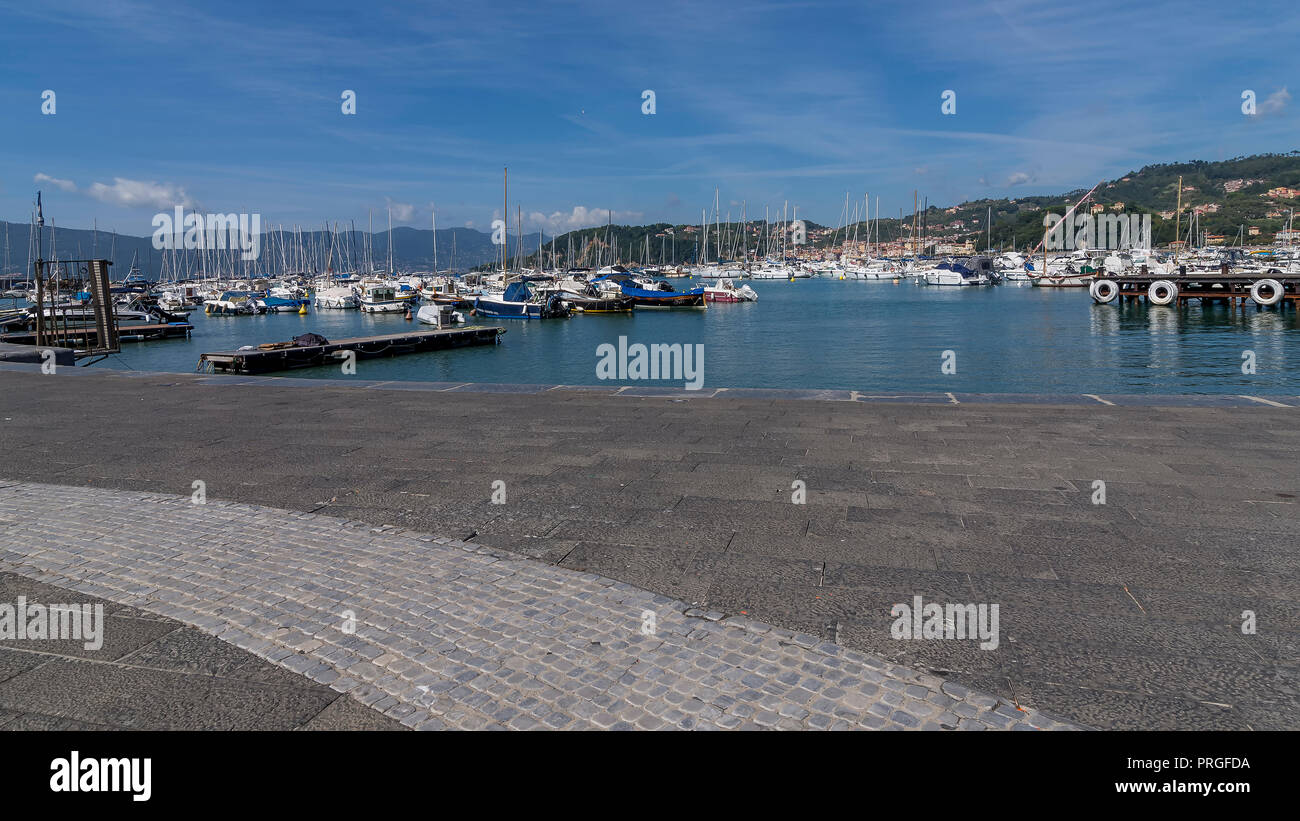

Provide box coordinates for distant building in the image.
[1225,178,1266,192]
[1090,203,1106,214]
[1248,226,1262,236]
[1159,210,1175,219]
[1276,229,1300,242]
[1111,202,1125,211]
[934,241,975,254]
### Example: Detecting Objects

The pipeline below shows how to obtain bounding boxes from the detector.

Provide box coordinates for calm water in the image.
[99,279,1299,394]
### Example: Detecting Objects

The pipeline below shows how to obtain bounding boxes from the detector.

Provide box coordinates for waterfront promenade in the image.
[1,365,1296,730]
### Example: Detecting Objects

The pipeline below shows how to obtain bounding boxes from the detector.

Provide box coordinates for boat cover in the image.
[503,282,532,302]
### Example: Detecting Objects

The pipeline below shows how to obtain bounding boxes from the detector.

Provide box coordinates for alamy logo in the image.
[0,597,103,650]
[890,595,999,650]
[596,336,704,390]
[1043,211,1151,251]
[151,207,261,261]
[50,751,151,802]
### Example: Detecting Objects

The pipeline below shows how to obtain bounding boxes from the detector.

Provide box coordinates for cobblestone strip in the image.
[0,481,1080,730]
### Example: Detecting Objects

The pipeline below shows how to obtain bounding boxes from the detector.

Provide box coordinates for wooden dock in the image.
[1091,272,1299,308]
[198,326,506,374]
[0,323,193,346]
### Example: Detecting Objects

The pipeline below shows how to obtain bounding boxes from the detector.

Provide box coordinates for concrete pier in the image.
[1,366,1295,730]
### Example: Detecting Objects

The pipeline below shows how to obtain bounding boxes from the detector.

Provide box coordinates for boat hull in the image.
[1031,276,1092,287]
[473,296,569,319]
[359,300,410,313]
[620,285,706,308]
[563,295,635,312]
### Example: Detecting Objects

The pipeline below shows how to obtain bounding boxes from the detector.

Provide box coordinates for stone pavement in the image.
[1,366,1297,729]
[0,481,1074,730]
[0,570,404,730]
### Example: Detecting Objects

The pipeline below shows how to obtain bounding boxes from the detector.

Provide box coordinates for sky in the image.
[1,0,1297,238]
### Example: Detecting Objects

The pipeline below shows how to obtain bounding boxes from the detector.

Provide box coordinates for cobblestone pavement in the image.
[0,481,1078,730]
[0,571,405,730]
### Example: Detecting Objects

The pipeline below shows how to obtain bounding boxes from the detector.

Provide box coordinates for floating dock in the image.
[1091,272,1298,308]
[198,326,506,374]
[0,323,193,346]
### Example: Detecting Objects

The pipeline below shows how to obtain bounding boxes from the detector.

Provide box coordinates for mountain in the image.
[5,152,1298,279]
[907,152,1300,250]
[0,220,546,279]
[505,153,1300,267]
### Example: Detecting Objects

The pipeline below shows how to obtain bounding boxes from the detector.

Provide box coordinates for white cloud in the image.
[525,206,645,234]
[86,177,195,209]
[1005,171,1034,186]
[34,173,77,192]
[385,197,415,222]
[1260,87,1290,115]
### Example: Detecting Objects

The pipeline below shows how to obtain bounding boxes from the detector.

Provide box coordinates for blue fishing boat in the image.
[258,295,310,313]
[474,280,570,320]
[592,273,706,308]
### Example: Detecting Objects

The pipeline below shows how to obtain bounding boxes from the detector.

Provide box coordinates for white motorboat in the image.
[703,278,758,302]
[358,281,414,313]
[416,303,465,327]
[204,290,264,315]
[315,286,359,309]
[919,257,995,286]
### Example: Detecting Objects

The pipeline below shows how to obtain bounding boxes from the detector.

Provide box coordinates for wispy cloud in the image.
[385,198,416,222]
[1259,87,1291,116]
[3,0,1298,230]
[86,178,195,210]
[34,173,77,192]
[526,206,645,233]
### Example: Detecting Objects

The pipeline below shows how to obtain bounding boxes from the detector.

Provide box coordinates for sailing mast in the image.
[502,167,508,273]
[1173,175,1182,264]
[702,208,708,266]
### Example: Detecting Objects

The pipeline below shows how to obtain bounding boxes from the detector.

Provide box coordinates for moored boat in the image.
[315,286,359,309]
[703,278,758,302]
[593,272,706,308]
[358,282,414,313]
[474,280,570,319]
[415,303,466,326]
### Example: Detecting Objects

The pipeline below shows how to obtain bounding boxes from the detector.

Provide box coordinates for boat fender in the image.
[1147,280,1178,306]
[1250,278,1284,307]
[1089,279,1119,304]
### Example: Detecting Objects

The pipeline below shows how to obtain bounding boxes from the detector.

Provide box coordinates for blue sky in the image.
[1,0,1296,237]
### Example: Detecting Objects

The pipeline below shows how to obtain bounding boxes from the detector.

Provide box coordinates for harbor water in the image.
[97,279,1298,394]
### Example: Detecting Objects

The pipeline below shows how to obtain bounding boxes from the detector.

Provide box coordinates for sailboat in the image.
[471,167,570,319]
